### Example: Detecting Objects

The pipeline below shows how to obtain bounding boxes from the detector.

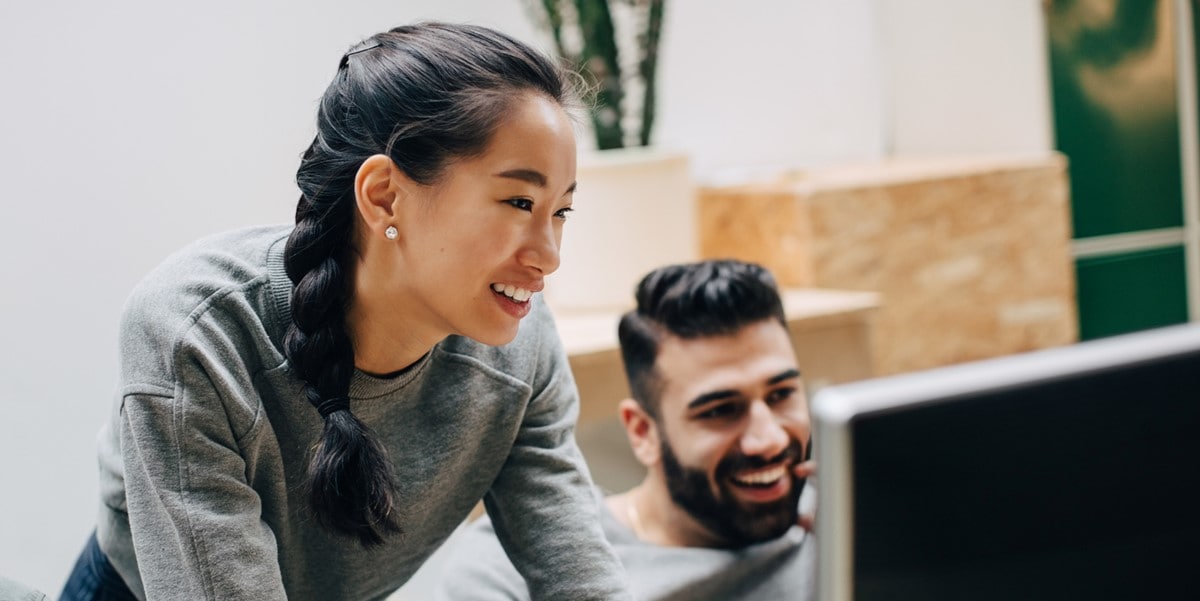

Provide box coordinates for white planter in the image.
[546,146,697,312]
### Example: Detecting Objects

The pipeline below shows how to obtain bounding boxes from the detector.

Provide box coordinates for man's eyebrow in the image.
[768,368,802,385]
[494,169,577,195]
[686,368,802,410]
[687,389,739,410]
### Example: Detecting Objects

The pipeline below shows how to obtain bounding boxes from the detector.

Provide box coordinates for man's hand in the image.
[794,460,817,532]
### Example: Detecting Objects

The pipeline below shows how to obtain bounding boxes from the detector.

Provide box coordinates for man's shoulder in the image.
[432,516,531,601]
[0,576,48,601]
[614,527,811,600]
[438,501,815,601]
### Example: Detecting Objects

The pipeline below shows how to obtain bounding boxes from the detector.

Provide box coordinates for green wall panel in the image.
[1047,0,1186,238]
[1076,246,1189,340]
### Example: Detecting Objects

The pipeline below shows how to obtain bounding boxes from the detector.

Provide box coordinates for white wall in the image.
[654,0,886,180]
[0,0,1046,595]
[877,0,1053,155]
[0,1,538,594]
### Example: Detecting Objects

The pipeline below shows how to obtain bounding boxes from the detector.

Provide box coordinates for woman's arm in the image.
[115,278,288,600]
[119,369,287,600]
[481,304,631,601]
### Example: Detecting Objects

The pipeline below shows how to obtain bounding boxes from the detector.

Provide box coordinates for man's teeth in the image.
[491,283,533,302]
[732,465,787,486]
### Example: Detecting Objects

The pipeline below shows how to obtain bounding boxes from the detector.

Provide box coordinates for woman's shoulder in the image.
[123,225,290,321]
[119,225,293,382]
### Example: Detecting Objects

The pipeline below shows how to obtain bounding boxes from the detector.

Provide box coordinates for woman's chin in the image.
[467,324,521,348]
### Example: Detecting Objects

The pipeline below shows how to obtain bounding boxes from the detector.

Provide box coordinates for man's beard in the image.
[660,435,807,548]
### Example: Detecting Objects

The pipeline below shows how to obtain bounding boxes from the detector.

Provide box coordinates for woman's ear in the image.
[354,154,406,236]
[619,398,661,467]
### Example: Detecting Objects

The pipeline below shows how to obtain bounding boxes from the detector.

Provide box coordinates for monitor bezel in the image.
[811,323,1200,601]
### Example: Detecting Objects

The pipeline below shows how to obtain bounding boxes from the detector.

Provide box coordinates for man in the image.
[435,260,816,600]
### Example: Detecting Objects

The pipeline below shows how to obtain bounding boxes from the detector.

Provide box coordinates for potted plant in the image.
[526,0,665,150]
[526,0,696,311]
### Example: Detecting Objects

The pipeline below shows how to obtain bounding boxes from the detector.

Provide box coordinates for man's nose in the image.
[740,401,789,459]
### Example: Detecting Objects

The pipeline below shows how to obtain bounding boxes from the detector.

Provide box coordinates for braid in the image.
[281,22,574,546]
[283,189,401,546]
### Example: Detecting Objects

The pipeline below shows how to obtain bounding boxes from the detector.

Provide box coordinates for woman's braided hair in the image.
[283,22,573,546]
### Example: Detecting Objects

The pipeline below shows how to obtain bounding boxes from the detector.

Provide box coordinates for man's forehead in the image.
[654,321,800,405]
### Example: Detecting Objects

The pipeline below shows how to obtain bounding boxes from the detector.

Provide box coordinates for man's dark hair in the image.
[617,260,787,416]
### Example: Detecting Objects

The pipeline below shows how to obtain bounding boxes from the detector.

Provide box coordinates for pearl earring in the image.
[385,226,398,240]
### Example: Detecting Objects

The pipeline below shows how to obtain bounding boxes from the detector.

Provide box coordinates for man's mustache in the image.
[716,438,806,475]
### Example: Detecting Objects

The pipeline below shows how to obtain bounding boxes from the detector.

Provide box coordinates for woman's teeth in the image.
[492,283,533,303]
[732,465,787,487]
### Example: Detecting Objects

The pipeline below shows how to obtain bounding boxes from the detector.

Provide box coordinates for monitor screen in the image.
[813,324,1200,601]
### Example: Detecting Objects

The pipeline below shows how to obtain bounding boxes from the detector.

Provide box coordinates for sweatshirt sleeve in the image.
[119,355,286,599]
[480,307,631,601]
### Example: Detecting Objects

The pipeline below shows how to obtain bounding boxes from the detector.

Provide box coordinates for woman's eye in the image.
[506,198,533,211]
[554,207,574,220]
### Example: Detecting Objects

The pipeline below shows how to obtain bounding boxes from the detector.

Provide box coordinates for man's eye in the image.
[554,206,574,220]
[767,387,795,404]
[698,404,736,419]
[506,198,533,211]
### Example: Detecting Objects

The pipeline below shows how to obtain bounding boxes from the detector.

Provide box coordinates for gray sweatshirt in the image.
[93,225,629,601]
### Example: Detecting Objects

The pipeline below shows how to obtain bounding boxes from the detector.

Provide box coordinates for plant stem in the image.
[638,0,664,147]
[574,0,625,149]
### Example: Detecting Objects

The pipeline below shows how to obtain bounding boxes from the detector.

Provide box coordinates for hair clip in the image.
[339,40,381,70]
[347,40,381,56]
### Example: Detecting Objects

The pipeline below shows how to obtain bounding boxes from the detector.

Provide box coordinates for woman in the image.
[62,23,629,601]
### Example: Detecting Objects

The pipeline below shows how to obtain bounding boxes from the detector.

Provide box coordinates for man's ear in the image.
[354,154,407,236]
[619,398,660,467]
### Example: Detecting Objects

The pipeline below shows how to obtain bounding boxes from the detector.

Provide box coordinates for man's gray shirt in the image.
[434,489,816,601]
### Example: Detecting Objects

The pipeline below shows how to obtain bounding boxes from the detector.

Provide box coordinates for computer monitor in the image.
[812,323,1200,601]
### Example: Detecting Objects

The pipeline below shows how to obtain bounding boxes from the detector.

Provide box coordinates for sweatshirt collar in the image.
[264,228,433,401]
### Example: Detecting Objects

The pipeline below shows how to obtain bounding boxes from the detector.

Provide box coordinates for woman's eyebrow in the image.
[494,168,546,186]
[494,169,576,195]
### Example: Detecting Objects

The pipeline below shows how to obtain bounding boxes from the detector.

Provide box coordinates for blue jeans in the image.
[59,532,137,601]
